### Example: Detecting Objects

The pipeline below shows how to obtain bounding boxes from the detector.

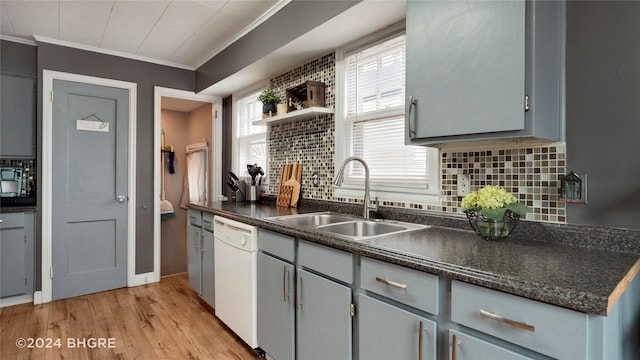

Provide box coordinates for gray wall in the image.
[566,1,640,230]
[37,42,194,276]
[1,40,37,76]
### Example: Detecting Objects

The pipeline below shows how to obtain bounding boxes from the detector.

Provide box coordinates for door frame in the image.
[153,87,221,279]
[38,70,137,304]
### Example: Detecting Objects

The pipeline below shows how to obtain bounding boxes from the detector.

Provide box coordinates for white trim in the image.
[130,272,157,287]
[42,70,137,304]
[0,34,36,46]
[0,294,34,308]
[193,0,292,68]
[34,36,193,71]
[154,87,221,282]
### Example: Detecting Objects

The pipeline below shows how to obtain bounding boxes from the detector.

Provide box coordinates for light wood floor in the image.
[1,274,259,359]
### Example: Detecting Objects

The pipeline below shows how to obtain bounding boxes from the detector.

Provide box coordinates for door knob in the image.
[116,195,127,203]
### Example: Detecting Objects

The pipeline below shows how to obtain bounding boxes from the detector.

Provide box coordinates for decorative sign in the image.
[76,119,109,132]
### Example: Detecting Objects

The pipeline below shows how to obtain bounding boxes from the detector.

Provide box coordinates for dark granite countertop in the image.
[0,205,36,213]
[188,200,640,316]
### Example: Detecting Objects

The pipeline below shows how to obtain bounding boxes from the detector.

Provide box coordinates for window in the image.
[336,31,439,203]
[234,89,267,180]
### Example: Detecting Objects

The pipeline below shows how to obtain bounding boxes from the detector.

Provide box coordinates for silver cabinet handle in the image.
[194,229,200,250]
[451,334,458,360]
[283,266,289,303]
[376,276,408,290]
[116,195,127,203]
[406,95,417,139]
[296,273,302,310]
[418,320,424,360]
[479,309,535,332]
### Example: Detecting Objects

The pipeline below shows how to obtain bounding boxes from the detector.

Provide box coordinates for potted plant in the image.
[461,185,528,240]
[257,89,282,116]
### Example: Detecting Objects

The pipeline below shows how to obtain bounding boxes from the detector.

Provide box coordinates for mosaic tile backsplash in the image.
[266,52,567,223]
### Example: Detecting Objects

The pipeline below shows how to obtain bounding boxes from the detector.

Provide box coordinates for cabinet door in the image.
[297,268,352,360]
[449,330,532,360]
[406,0,525,139]
[187,224,202,294]
[0,227,27,298]
[0,74,35,158]
[201,230,214,307]
[359,294,436,360]
[257,253,295,360]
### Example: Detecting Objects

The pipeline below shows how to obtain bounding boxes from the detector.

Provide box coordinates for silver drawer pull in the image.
[479,309,535,332]
[375,277,408,290]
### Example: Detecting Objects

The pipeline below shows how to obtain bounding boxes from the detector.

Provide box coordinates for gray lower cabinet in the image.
[0,211,34,298]
[405,0,565,145]
[201,213,214,307]
[257,252,295,360]
[358,294,437,360]
[0,73,36,158]
[296,268,352,360]
[449,330,532,360]
[187,210,202,294]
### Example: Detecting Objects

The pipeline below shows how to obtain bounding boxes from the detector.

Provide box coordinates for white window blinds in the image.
[236,91,267,175]
[344,34,431,189]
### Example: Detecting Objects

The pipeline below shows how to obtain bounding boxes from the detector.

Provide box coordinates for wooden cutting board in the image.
[276,164,293,207]
[289,164,302,207]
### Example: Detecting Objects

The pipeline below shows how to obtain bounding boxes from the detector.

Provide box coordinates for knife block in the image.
[232,181,246,202]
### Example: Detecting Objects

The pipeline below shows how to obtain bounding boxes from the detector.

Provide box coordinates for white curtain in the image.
[180,142,208,208]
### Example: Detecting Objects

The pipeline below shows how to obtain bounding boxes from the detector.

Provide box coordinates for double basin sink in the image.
[266,212,427,241]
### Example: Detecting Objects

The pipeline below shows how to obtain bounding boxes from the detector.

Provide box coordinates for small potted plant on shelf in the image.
[461,185,528,240]
[257,89,282,117]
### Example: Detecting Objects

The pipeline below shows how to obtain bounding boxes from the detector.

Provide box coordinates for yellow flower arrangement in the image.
[461,185,528,221]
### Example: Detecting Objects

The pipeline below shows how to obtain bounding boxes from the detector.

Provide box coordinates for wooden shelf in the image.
[252,107,334,125]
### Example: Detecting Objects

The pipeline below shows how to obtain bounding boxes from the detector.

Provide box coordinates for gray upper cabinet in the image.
[406,0,565,146]
[1,74,36,158]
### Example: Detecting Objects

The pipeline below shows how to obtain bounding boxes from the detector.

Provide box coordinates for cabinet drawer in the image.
[202,212,214,232]
[298,240,353,284]
[451,280,588,359]
[0,212,24,229]
[361,257,439,315]
[188,209,202,227]
[259,229,295,263]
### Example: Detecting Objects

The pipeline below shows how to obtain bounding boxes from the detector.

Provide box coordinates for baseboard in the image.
[0,294,34,308]
[130,272,159,287]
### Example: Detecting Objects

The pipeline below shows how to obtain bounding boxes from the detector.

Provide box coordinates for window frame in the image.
[232,81,270,185]
[334,27,441,205]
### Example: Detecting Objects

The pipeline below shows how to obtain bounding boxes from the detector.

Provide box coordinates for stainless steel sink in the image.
[266,212,427,240]
[317,220,406,237]
[266,212,359,227]
[317,220,427,240]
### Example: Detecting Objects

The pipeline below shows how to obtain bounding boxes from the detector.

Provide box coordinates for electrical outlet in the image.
[458,174,470,197]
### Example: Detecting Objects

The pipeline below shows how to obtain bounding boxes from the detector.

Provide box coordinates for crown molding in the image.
[0,34,36,46]
[33,35,195,71]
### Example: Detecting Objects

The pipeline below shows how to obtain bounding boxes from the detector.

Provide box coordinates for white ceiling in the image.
[0,0,282,69]
[0,0,406,99]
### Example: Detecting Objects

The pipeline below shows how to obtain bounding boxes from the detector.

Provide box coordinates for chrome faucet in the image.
[333,156,379,219]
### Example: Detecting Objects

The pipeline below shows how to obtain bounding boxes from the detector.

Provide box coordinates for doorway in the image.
[40,70,137,304]
[153,87,221,277]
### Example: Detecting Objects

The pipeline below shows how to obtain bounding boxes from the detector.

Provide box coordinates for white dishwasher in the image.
[213,215,259,348]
